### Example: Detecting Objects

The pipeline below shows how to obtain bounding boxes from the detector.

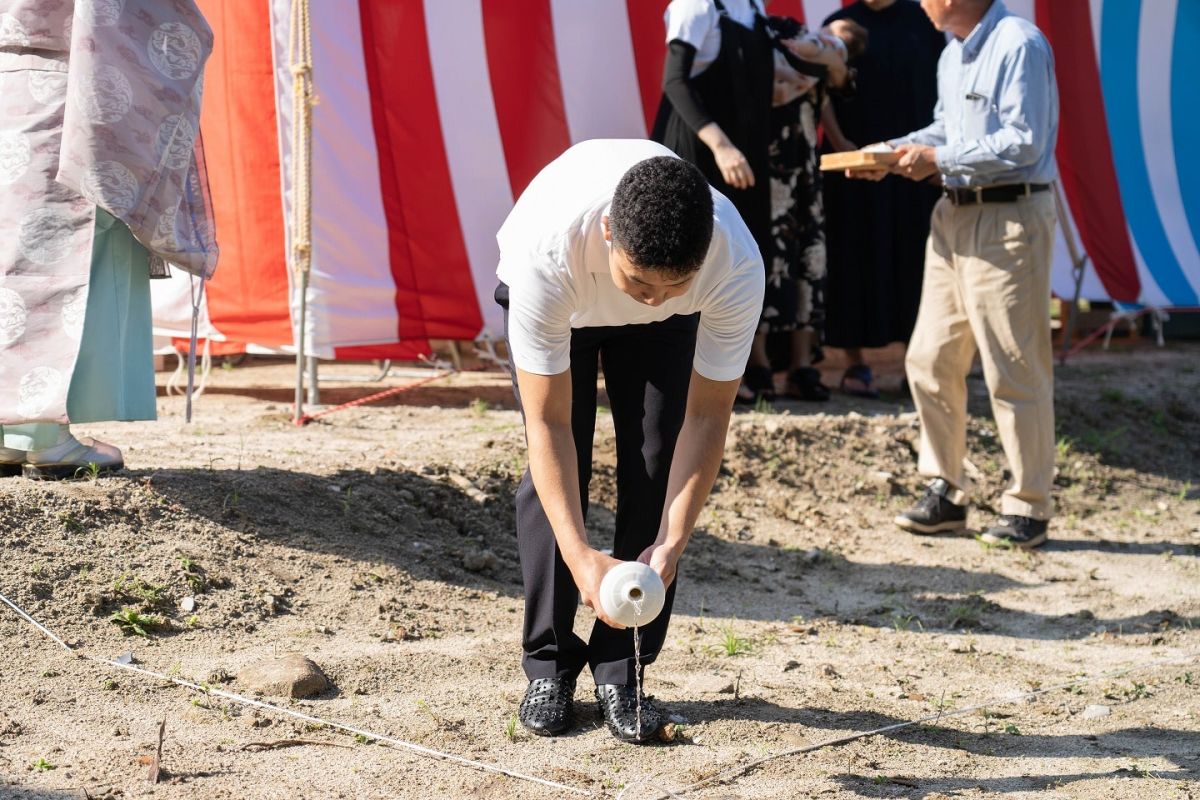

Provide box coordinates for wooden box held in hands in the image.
[819,150,901,172]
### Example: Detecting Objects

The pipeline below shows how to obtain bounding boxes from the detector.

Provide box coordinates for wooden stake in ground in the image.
[148,719,165,784]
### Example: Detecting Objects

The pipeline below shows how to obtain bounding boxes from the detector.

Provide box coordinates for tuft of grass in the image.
[112,574,171,610]
[975,534,1014,552]
[1055,435,1074,461]
[176,556,205,594]
[57,511,85,534]
[354,734,375,745]
[1124,681,1150,701]
[1004,723,1022,735]
[109,608,165,637]
[504,713,519,742]
[73,461,102,481]
[946,603,982,629]
[30,758,55,772]
[710,625,754,657]
[469,397,490,417]
[890,612,924,633]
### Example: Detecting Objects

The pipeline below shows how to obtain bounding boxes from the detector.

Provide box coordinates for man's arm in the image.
[849,97,946,182]
[637,371,740,587]
[516,367,625,628]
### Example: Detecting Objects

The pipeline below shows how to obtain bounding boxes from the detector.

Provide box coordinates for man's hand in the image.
[636,541,683,589]
[894,143,940,181]
[567,547,626,629]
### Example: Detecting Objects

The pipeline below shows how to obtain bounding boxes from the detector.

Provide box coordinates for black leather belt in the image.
[944,183,1050,205]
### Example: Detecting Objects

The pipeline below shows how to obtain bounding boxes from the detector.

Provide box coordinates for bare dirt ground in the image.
[1,342,1198,800]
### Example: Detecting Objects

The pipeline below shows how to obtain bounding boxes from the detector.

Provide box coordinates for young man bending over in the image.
[496,140,763,743]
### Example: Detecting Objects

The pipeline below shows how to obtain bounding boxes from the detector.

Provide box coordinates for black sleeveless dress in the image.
[653,0,775,263]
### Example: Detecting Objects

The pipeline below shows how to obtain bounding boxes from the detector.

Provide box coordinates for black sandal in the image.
[840,364,880,399]
[735,365,775,406]
[785,367,830,402]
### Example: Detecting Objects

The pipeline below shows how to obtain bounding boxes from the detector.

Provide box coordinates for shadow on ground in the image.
[109,466,1199,643]
[806,707,1199,795]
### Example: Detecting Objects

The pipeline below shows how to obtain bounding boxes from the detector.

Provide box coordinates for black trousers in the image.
[497,284,698,686]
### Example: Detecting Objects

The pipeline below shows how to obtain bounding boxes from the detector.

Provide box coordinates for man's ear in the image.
[602,215,612,242]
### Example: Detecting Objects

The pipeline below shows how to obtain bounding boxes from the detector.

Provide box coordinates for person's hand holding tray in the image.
[820,142,901,172]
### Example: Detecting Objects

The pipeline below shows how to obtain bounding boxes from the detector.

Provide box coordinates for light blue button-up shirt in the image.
[893,0,1058,188]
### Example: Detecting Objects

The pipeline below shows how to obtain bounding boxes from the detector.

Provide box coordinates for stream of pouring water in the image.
[632,590,645,737]
[633,623,642,737]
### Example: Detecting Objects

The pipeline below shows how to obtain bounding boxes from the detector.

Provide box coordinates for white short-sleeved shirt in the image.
[665,0,764,77]
[496,139,764,383]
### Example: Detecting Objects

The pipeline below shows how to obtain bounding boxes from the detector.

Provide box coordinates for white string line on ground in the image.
[0,590,594,797]
[631,648,1200,800]
[5,590,1197,800]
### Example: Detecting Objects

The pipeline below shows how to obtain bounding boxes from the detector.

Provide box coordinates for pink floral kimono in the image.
[0,0,217,424]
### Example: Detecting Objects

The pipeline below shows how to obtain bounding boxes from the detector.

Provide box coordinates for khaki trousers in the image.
[905,191,1057,520]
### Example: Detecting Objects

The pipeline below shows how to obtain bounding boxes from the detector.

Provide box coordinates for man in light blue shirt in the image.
[854,0,1060,549]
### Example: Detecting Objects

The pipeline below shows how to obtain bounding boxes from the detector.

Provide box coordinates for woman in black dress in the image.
[821,0,944,397]
[655,0,775,402]
[655,0,845,403]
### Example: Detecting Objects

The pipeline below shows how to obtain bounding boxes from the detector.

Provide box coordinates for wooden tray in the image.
[819,150,901,172]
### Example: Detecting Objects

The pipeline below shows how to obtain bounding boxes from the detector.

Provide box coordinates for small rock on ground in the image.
[238,654,329,698]
[462,549,498,572]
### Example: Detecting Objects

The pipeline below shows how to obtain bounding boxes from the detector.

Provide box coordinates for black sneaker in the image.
[980,515,1048,550]
[595,684,665,744]
[518,676,576,736]
[894,478,968,534]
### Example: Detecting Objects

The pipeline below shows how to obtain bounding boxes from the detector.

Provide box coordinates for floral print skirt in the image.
[760,93,825,337]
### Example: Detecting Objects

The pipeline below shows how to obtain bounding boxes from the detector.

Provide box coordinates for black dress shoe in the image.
[980,515,1048,550]
[894,478,968,534]
[595,684,665,744]
[518,676,576,736]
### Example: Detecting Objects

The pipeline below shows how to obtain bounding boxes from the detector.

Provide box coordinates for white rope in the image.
[0,589,593,796]
[167,339,210,400]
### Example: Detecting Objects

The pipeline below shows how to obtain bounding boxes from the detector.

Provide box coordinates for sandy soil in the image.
[1,343,1198,800]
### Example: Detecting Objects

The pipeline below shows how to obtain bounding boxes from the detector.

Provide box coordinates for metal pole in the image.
[289,0,313,425]
[293,270,309,423]
[1053,181,1088,364]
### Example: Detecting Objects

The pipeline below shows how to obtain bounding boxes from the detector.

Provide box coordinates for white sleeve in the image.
[664,0,718,49]
[694,256,764,382]
[504,259,577,377]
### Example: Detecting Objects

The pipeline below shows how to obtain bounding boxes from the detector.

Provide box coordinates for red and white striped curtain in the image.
[153,0,1197,358]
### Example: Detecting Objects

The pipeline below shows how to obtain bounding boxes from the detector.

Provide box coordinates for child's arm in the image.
[784,33,845,66]
[781,33,848,86]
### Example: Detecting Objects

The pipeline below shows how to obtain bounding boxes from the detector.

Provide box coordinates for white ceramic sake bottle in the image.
[598,561,666,628]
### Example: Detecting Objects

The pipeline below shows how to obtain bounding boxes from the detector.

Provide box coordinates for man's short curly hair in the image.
[608,156,713,278]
